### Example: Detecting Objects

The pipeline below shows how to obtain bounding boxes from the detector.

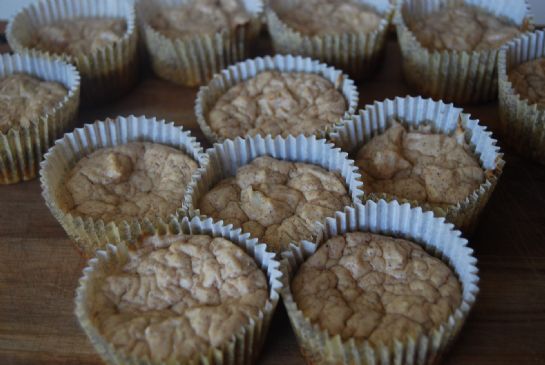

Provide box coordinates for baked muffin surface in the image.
[275,0,382,35]
[30,17,127,56]
[62,142,198,222]
[95,234,268,362]
[198,156,351,252]
[149,0,251,38]
[292,232,462,345]
[408,5,521,51]
[508,58,545,105]
[0,74,67,133]
[208,71,347,139]
[355,121,484,206]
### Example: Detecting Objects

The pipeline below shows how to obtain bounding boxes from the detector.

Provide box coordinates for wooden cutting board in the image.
[1,29,545,365]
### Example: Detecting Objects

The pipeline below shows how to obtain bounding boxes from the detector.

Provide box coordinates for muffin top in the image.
[0,74,67,133]
[275,0,383,35]
[62,142,198,222]
[30,17,127,56]
[508,58,545,105]
[408,5,521,51]
[355,120,484,206]
[207,71,347,140]
[149,0,251,38]
[292,232,462,345]
[94,234,268,362]
[198,156,352,253]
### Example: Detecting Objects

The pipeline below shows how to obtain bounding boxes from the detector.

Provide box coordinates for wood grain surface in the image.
[1,29,545,365]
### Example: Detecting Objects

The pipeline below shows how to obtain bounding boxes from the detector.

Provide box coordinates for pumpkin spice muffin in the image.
[292,232,462,346]
[197,156,352,253]
[93,234,268,362]
[408,5,522,52]
[61,142,198,223]
[149,0,252,38]
[355,120,485,208]
[207,71,347,140]
[0,73,67,134]
[275,0,383,36]
[29,17,127,57]
[507,58,545,105]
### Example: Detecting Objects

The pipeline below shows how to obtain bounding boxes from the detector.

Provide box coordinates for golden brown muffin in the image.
[0,73,67,133]
[355,120,484,206]
[207,71,347,139]
[292,232,462,346]
[94,234,268,362]
[30,17,127,57]
[149,0,252,38]
[508,57,545,105]
[197,156,352,253]
[408,5,521,52]
[275,0,382,36]
[61,142,198,222]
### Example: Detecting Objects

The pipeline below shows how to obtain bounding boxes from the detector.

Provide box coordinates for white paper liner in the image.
[0,52,80,184]
[282,200,479,364]
[329,95,504,233]
[75,215,283,365]
[394,0,532,104]
[266,0,394,80]
[7,0,139,105]
[183,134,364,257]
[498,30,545,164]
[195,54,359,144]
[40,115,208,256]
[136,0,263,86]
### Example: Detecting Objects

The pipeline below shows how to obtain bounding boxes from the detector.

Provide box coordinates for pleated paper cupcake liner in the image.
[195,54,359,144]
[137,0,263,87]
[40,115,208,256]
[7,0,139,106]
[282,200,479,365]
[329,95,504,234]
[266,0,394,80]
[498,30,545,165]
[394,0,532,104]
[183,134,364,258]
[75,215,283,365]
[0,53,80,184]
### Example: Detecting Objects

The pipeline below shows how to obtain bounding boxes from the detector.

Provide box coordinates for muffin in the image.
[137,0,263,86]
[266,0,393,79]
[329,96,504,233]
[395,0,532,104]
[0,53,80,185]
[196,55,358,143]
[40,116,207,255]
[75,216,283,365]
[183,135,363,257]
[282,200,479,365]
[498,30,545,164]
[7,0,138,105]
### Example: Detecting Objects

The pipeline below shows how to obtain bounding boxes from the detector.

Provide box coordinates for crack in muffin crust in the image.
[508,58,545,106]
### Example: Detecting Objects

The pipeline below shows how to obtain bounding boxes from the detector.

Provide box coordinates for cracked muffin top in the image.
[94,234,268,362]
[274,0,383,35]
[508,58,545,105]
[207,71,347,140]
[30,17,127,56]
[355,120,485,206]
[61,142,198,222]
[197,156,352,253]
[0,74,67,133]
[149,0,251,38]
[408,5,521,51]
[292,232,462,345]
